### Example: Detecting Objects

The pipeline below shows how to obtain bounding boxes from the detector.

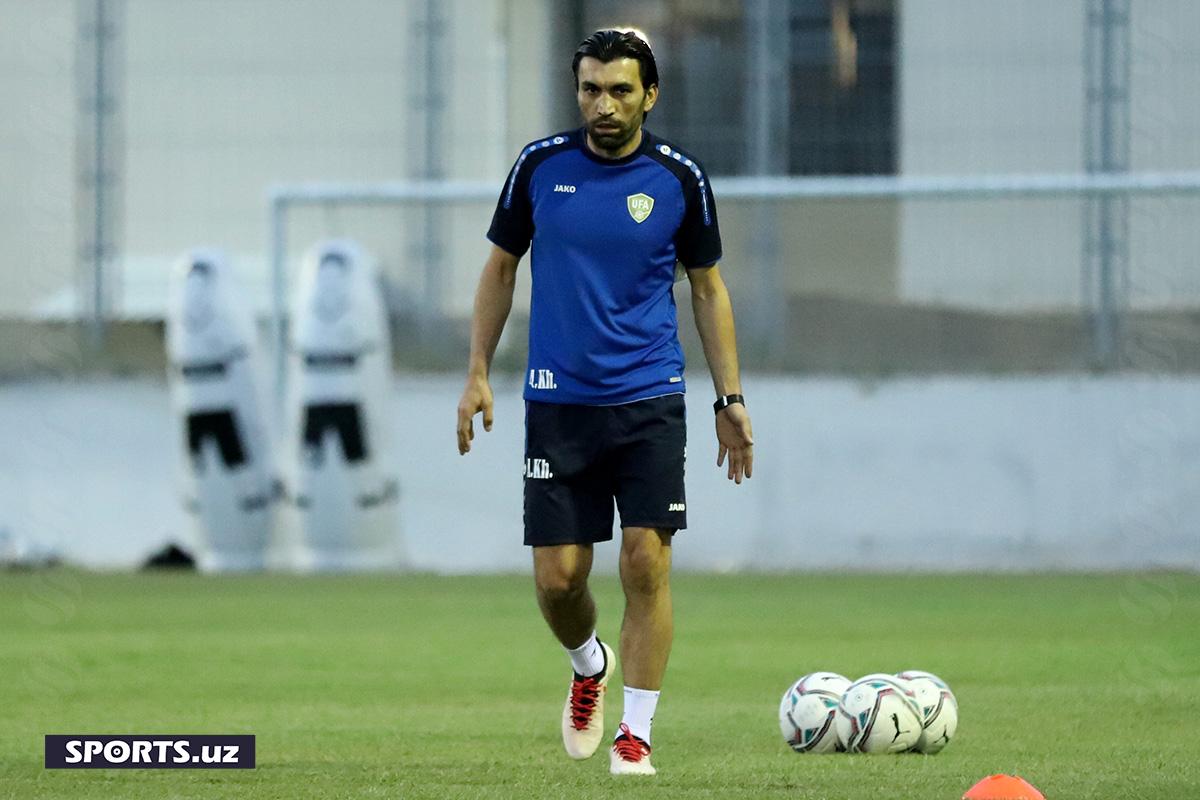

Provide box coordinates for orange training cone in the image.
[963,774,1046,800]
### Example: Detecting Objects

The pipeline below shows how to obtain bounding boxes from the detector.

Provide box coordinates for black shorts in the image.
[523,394,687,546]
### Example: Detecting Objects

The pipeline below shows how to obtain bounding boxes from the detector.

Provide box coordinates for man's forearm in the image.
[691,279,742,396]
[467,256,517,378]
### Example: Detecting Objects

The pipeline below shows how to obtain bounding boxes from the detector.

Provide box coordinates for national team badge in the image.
[626,193,654,223]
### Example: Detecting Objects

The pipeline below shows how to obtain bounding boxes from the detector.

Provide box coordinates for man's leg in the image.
[618,527,674,690]
[609,526,672,775]
[533,543,595,648]
[534,542,614,760]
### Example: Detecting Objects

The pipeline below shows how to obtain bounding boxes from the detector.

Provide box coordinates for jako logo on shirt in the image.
[553,184,576,193]
[668,502,686,512]
[528,369,557,390]
[524,458,554,479]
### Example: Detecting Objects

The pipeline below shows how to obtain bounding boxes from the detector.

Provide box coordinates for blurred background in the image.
[2,0,1198,572]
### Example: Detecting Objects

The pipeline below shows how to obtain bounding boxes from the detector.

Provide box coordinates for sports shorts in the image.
[523,393,687,546]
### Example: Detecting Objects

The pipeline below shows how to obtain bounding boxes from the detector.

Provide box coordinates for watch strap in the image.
[713,394,745,414]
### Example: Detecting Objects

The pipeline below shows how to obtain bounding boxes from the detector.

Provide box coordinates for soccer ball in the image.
[835,673,923,753]
[897,670,958,754]
[778,672,851,753]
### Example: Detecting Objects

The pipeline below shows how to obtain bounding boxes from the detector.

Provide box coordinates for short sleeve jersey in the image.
[487,128,722,405]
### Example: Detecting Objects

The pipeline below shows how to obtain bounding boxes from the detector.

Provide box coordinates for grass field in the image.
[2,570,1198,799]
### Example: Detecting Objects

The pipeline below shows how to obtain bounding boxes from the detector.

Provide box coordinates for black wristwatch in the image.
[713,394,745,414]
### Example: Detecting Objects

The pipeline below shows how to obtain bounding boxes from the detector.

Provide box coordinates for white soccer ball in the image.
[897,670,958,754]
[835,673,924,753]
[778,672,851,753]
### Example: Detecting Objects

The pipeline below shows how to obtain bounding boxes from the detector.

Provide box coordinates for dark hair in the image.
[572,29,659,91]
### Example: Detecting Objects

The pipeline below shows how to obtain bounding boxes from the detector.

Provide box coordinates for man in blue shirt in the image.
[456,29,754,776]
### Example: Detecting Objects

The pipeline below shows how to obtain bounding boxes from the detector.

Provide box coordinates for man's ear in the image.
[643,84,659,113]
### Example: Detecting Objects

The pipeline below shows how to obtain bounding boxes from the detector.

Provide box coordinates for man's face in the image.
[576,56,658,153]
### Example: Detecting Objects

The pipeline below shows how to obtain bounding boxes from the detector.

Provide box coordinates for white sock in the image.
[565,632,605,677]
[619,686,660,745]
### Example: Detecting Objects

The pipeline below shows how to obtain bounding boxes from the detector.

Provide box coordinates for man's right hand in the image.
[456,374,495,455]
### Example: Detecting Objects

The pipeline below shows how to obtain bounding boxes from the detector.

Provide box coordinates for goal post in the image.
[267,170,1200,411]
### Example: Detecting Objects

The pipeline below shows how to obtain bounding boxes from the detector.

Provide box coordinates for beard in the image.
[587,117,640,154]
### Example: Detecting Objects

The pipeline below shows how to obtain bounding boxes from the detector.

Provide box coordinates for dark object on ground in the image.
[142,543,196,570]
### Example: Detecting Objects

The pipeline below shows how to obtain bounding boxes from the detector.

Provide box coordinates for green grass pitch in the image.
[2,570,1198,799]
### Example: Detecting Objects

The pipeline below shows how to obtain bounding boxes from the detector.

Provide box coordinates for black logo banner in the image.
[45,735,255,769]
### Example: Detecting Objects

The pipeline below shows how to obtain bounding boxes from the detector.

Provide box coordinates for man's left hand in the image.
[716,404,754,484]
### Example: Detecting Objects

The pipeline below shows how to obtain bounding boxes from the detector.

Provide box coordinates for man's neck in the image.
[585,126,643,160]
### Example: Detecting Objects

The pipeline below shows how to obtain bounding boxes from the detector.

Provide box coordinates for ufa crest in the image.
[626,193,654,223]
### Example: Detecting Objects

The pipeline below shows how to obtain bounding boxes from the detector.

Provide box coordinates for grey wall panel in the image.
[3,375,1196,571]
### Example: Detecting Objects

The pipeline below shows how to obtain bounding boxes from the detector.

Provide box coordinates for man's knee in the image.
[534,546,591,603]
[620,530,672,596]
[537,570,588,604]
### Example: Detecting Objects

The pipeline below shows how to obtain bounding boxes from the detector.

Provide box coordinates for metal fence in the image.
[264,171,1200,395]
[4,0,1200,378]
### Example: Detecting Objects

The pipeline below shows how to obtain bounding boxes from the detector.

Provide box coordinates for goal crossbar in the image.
[266,170,1200,409]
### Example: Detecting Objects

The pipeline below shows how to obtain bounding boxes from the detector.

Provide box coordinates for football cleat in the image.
[561,641,615,759]
[610,723,656,775]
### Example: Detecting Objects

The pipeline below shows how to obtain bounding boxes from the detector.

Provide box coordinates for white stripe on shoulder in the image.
[503,134,572,209]
[655,143,712,225]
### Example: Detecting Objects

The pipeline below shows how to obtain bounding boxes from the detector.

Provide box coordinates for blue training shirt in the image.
[487,128,722,406]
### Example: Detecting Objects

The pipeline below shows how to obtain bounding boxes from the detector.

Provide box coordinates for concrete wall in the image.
[5,1,1199,326]
[1127,0,1200,308]
[121,0,415,308]
[5,0,550,320]
[899,0,1085,310]
[3,376,1196,572]
[899,0,1200,311]
[121,0,541,321]
[0,0,76,317]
